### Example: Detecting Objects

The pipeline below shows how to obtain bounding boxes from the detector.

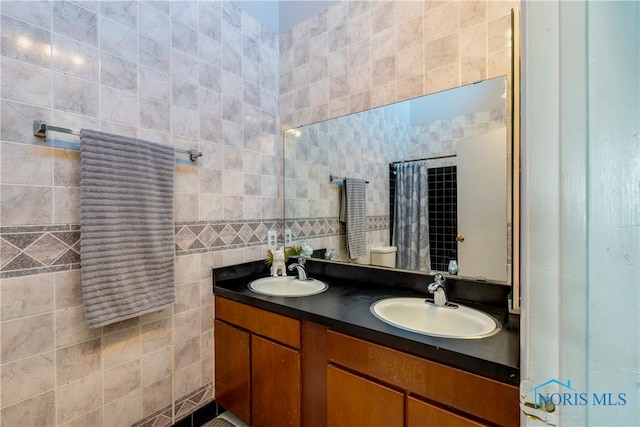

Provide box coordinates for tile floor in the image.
[202,411,248,427]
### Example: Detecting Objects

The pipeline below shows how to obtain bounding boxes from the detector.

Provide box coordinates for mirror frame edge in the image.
[511,7,522,312]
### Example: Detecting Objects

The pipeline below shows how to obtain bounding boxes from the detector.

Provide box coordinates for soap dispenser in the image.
[447,260,458,275]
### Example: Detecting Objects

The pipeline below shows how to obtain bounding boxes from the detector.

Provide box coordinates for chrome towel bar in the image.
[329,174,369,184]
[32,120,203,162]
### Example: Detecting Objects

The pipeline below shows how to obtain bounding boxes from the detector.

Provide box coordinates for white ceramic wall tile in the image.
[102,389,142,427]
[56,373,103,424]
[52,1,98,47]
[53,270,82,310]
[1,57,51,107]
[100,16,138,62]
[52,73,99,116]
[139,66,170,102]
[54,305,102,348]
[1,390,56,426]
[1,142,52,186]
[1,352,55,408]
[174,334,200,373]
[0,1,51,29]
[1,273,54,321]
[173,361,202,403]
[142,347,172,387]
[171,0,199,29]
[56,338,102,385]
[1,184,53,226]
[1,14,51,67]
[172,20,198,57]
[102,326,141,370]
[142,375,173,415]
[100,1,137,29]
[52,33,99,81]
[140,317,172,356]
[139,35,170,71]
[139,2,170,44]
[103,359,141,404]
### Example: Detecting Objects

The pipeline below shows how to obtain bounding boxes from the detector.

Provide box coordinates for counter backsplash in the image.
[213,258,514,309]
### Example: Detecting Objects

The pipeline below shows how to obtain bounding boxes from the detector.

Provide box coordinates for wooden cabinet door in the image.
[327,365,404,427]
[251,335,301,427]
[407,396,488,427]
[214,320,251,425]
[328,331,519,426]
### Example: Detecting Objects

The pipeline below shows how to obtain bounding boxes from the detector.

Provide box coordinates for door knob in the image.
[456,235,465,242]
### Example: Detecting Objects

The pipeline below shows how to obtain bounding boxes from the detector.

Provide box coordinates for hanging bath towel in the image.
[80,129,175,328]
[340,178,367,259]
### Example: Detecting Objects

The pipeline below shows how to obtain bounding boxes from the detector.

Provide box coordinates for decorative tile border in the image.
[174,382,215,420]
[285,215,390,240]
[0,220,281,278]
[130,382,214,427]
[131,406,173,427]
[367,215,391,232]
[0,225,81,279]
[174,219,280,256]
[0,217,389,278]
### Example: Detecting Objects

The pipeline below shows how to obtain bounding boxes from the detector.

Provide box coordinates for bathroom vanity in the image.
[213,260,520,427]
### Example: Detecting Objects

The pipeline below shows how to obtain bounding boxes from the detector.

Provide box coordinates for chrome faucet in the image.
[288,256,308,280]
[428,273,448,307]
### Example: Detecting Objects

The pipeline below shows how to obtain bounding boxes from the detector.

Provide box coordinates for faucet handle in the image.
[427,273,446,293]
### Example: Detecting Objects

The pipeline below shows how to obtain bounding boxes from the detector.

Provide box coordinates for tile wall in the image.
[0,1,279,426]
[279,0,517,263]
[279,0,517,130]
[0,0,518,425]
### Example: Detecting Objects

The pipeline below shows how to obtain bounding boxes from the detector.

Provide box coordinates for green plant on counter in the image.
[265,245,303,265]
[286,245,303,259]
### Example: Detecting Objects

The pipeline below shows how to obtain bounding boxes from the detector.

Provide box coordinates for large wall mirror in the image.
[284,74,517,288]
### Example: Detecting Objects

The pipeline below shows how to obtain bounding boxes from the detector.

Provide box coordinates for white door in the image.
[456,126,508,282]
[522,1,640,425]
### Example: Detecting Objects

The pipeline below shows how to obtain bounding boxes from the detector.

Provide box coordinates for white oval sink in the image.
[248,276,328,297]
[371,297,500,339]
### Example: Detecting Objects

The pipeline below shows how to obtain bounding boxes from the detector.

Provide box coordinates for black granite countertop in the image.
[213,259,520,386]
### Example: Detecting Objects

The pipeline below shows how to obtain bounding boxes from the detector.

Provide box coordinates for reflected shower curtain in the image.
[392,161,431,272]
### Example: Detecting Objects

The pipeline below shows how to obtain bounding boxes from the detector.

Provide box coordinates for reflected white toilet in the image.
[370,246,397,268]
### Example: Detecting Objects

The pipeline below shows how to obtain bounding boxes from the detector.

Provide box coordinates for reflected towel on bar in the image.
[80,129,175,328]
[340,177,367,259]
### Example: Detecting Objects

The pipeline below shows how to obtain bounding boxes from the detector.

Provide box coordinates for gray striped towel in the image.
[340,178,367,259]
[80,129,175,328]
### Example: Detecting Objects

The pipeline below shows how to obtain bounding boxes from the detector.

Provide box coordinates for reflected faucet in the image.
[428,273,448,307]
[288,256,308,280]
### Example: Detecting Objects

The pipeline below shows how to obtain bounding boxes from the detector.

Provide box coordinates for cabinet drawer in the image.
[327,365,404,427]
[407,395,487,427]
[327,331,518,426]
[215,296,301,348]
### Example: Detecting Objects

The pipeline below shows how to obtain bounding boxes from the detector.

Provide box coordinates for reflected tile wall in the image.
[410,107,507,159]
[283,103,410,264]
[0,1,279,426]
[284,104,411,221]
